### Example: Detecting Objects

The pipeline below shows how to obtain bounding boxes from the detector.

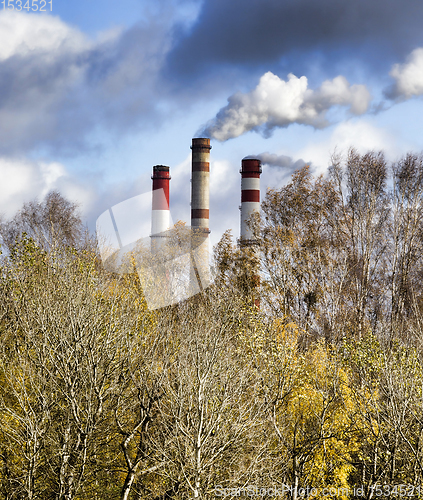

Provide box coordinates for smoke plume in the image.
[245,152,306,170]
[200,71,371,141]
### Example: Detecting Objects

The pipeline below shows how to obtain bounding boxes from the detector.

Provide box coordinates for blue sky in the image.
[2,0,423,247]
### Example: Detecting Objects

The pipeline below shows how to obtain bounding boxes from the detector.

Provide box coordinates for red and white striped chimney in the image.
[240,158,262,243]
[191,138,211,231]
[151,165,170,247]
[190,138,211,291]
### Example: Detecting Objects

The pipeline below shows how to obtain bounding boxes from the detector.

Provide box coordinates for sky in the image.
[2,0,423,249]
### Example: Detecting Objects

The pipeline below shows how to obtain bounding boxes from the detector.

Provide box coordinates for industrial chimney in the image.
[191,138,211,231]
[240,158,262,308]
[240,158,262,243]
[151,165,170,248]
[190,138,211,291]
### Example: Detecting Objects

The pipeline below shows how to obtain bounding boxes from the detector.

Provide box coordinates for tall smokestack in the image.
[240,158,262,308]
[151,165,170,247]
[190,138,211,291]
[191,138,211,231]
[240,158,262,243]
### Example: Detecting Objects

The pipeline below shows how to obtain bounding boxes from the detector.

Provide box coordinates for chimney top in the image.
[191,138,211,150]
[153,165,170,172]
[241,158,262,174]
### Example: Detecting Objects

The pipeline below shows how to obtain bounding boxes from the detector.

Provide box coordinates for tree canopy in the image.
[1,150,423,498]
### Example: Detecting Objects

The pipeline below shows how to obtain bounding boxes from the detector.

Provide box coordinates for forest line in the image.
[0,149,423,498]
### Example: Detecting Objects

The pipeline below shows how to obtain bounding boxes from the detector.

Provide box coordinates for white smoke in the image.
[200,71,371,141]
[389,48,423,99]
[251,152,306,170]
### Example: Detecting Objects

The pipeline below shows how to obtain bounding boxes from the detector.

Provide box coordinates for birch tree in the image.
[157,290,264,498]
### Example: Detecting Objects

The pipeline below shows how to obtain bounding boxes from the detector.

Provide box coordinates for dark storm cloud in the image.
[167,0,423,81]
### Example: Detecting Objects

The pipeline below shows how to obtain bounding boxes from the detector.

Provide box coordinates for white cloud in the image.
[201,72,371,141]
[0,157,93,218]
[210,159,239,198]
[296,120,400,175]
[0,12,93,152]
[0,10,172,154]
[390,48,423,99]
[0,10,90,61]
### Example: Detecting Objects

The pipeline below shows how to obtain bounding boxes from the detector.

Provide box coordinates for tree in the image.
[344,333,423,493]
[0,191,84,254]
[330,149,390,339]
[110,274,173,500]
[156,290,264,499]
[260,165,344,339]
[247,321,359,498]
[390,153,423,337]
[0,236,126,499]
